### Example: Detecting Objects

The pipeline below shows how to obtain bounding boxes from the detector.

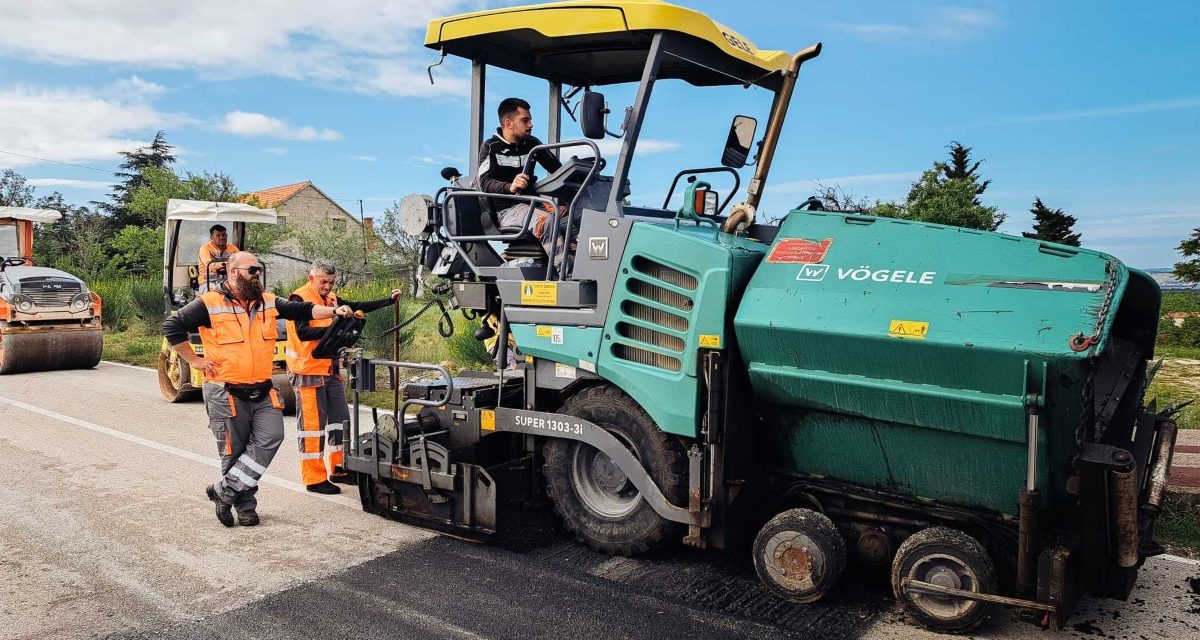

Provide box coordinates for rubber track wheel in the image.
[890,526,998,634]
[753,508,847,604]
[542,385,687,556]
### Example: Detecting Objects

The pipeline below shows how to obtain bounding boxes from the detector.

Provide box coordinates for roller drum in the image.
[0,327,103,374]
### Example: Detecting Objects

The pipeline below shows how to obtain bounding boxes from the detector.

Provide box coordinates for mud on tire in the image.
[890,526,998,634]
[542,385,687,555]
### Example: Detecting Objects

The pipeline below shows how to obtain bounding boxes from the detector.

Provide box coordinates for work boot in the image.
[306,481,341,495]
[236,508,260,527]
[329,473,354,485]
[206,484,235,527]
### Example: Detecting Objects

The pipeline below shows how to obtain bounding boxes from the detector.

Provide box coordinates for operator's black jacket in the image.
[288,295,394,341]
[477,130,562,210]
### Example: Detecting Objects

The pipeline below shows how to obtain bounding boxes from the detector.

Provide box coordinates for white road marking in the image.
[1160,553,1200,566]
[100,360,158,373]
[0,394,361,509]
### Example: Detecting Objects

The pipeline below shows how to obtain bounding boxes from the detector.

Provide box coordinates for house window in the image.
[330,218,347,232]
[276,216,287,230]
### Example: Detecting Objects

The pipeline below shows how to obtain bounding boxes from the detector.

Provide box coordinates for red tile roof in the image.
[243,180,311,208]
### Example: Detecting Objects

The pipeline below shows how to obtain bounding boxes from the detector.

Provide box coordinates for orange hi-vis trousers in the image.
[293,374,350,486]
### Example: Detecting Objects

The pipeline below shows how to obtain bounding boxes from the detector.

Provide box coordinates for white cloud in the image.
[771,171,921,194]
[349,155,378,162]
[218,111,341,141]
[990,96,1200,125]
[0,77,188,169]
[25,178,113,189]
[836,8,1000,44]
[0,1,475,98]
[592,138,680,156]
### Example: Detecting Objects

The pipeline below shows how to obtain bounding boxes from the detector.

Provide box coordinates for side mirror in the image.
[580,91,607,140]
[720,115,758,168]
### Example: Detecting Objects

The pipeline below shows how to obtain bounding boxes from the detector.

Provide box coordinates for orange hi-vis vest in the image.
[286,283,337,376]
[198,289,280,384]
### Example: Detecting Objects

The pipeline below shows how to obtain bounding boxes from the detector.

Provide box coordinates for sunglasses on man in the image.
[234,266,263,276]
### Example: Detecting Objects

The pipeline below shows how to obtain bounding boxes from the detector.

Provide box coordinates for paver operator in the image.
[163,251,351,527]
[197,224,239,292]
[286,260,403,495]
[478,97,571,265]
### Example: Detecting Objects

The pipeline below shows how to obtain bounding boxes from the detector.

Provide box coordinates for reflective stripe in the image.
[325,424,343,433]
[237,453,267,475]
[296,430,325,439]
[299,451,324,460]
[229,466,259,487]
[286,350,298,358]
[262,298,276,310]
[206,305,241,315]
[327,445,344,453]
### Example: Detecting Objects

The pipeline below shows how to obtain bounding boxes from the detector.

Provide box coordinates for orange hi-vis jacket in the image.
[286,283,337,376]
[198,289,280,384]
[197,241,239,284]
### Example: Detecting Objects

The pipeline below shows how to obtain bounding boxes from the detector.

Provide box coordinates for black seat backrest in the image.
[444,193,486,237]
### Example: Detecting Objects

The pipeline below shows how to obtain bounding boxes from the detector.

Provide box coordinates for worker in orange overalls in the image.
[164,251,350,527]
[197,224,239,292]
[286,260,403,494]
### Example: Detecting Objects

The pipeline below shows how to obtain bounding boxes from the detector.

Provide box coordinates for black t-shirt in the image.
[477,131,562,210]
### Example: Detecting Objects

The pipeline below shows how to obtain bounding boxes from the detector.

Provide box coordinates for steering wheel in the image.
[3,257,27,267]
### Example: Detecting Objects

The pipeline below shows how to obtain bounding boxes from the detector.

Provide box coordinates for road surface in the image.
[1,363,1197,639]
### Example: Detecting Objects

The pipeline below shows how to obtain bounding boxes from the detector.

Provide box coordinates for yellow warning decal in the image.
[536,326,553,337]
[888,320,929,340]
[699,334,721,348]
[480,409,496,431]
[520,281,558,306]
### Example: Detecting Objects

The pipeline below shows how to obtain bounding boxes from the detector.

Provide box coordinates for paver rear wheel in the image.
[891,527,997,634]
[542,385,686,556]
[753,508,847,604]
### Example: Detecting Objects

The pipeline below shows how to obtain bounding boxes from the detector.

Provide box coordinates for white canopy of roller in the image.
[165,199,276,223]
[0,206,62,223]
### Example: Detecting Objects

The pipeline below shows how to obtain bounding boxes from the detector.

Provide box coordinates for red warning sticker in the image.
[766,238,834,264]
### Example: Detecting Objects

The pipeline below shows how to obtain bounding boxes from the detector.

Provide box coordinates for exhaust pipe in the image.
[1110,468,1139,568]
[1145,421,1178,514]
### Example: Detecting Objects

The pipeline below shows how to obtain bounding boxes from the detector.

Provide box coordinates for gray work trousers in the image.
[498,203,572,266]
[202,382,286,510]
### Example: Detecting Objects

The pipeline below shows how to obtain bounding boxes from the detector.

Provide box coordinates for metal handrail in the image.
[661,167,741,216]
[350,357,454,477]
[520,139,602,280]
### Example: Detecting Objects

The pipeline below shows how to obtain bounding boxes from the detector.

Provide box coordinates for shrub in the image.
[446,316,494,370]
[90,279,134,331]
[128,278,165,323]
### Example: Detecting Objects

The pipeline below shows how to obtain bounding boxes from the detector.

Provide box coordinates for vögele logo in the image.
[795,264,830,281]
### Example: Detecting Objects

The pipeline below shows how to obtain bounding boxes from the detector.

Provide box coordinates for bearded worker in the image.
[163,251,351,527]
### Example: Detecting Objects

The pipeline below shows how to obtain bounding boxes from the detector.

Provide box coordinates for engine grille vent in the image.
[613,256,696,373]
[19,277,81,307]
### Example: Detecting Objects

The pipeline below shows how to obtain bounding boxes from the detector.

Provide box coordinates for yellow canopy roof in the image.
[426,0,793,89]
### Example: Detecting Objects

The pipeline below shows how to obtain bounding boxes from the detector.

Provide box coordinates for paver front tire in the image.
[542,385,687,555]
[753,508,847,604]
[891,527,997,634]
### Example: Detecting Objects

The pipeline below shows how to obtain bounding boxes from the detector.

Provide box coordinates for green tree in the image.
[371,200,426,290]
[1022,197,1081,246]
[1175,228,1200,284]
[107,225,164,276]
[867,166,1003,231]
[96,131,176,227]
[286,219,369,287]
[941,141,991,203]
[126,166,241,228]
[0,169,34,206]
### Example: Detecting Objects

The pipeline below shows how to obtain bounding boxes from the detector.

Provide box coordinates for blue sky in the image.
[0,1,1196,268]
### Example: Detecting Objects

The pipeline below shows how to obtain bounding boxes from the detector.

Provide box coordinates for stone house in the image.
[243,181,370,285]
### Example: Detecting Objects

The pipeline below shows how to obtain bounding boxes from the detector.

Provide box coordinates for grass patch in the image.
[1157,345,1200,360]
[102,321,162,368]
[1147,358,1200,429]
[1156,496,1200,558]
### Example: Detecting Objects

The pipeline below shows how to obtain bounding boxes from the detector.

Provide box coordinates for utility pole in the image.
[359,199,369,283]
